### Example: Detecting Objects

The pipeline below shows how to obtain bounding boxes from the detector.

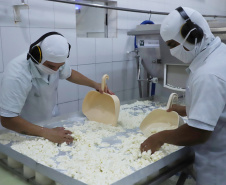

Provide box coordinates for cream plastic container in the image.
[83,74,120,126]
[140,93,184,137]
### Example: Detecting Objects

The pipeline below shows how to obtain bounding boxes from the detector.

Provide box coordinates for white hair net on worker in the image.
[160,7,215,54]
[40,35,69,64]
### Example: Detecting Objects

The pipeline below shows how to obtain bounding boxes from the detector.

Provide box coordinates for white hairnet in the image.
[40,35,69,64]
[160,7,215,52]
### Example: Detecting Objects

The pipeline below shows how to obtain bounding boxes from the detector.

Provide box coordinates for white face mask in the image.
[170,28,198,64]
[36,64,58,75]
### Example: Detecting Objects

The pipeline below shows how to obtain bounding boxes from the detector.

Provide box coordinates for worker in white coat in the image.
[140,7,226,185]
[0,32,113,145]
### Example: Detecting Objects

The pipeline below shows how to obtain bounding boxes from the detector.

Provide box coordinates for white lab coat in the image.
[0,52,71,124]
[185,37,226,185]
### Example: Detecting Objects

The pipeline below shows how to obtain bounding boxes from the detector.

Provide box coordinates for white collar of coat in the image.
[29,59,42,79]
[188,37,221,73]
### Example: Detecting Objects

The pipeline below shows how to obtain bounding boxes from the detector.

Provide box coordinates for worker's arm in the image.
[167,104,187,117]
[140,124,211,153]
[67,69,114,95]
[1,116,73,144]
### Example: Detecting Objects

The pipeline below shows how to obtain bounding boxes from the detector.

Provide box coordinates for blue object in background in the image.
[151,82,156,96]
[134,20,154,49]
[75,5,81,10]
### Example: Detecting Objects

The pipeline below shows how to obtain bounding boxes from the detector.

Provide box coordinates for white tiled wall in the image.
[114,91,124,102]
[112,36,134,61]
[124,88,140,102]
[0,72,2,89]
[53,2,76,29]
[77,38,95,65]
[58,100,79,115]
[78,99,84,112]
[29,28,55,44]
[114,88,140,103]
[1,27,30,68]
[28,0,55,28]
[58,66,79,104]
[78,64,96,100]
[96,38,113,63]
[112,61,127,92]
[0,0,225,116]
[96,62,113,89]
[0,0,29,27]
[124,60,138,90]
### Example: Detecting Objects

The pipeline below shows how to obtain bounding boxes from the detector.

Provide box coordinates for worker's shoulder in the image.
[198,44,226,80]
[4,52,32,80]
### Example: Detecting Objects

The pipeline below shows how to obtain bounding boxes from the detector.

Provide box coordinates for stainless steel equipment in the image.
[127,21,226,98]
[128,24,185,98]
[0,100,194,185]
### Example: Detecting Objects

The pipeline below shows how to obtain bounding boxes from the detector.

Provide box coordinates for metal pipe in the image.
[46,0,226,18]
[136,55,143,98]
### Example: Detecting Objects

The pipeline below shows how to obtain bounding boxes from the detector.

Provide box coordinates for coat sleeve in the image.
[59,62,72,80]
[187,74,226,131]
[0,75,32,114]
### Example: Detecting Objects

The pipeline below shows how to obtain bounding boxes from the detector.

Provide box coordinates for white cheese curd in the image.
[0,100,181,185]
[11,138,59,168]
[0,132,27,145]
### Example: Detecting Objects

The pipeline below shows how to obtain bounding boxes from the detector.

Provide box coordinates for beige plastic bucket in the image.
[82,74,120,126]
[140,93,184,137]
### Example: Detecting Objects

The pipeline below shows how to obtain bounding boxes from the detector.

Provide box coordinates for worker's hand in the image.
[43,127,73,145]
[140,133,164,154]
[167,104,187,117]
[95,82,114,95]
